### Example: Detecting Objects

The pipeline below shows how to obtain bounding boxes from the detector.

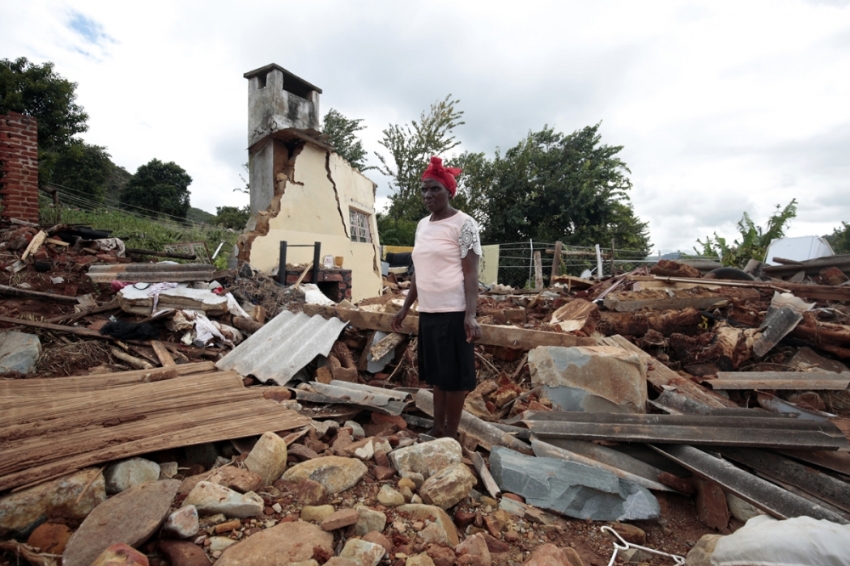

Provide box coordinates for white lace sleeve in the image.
[459,217,482,258]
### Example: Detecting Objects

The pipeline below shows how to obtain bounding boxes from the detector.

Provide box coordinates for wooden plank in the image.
[549,241,562,286]
[466,449,502,499]
[0,285,80,304]
[533,251,543,290]
[706,379,849,390]
[370,332,406,360]
[21,230,47,260]
[717,371,850,381]
[302,305,597,350]
[150,340,177,367]
[629,274,850,303]
[603,286,760,312]
[651,444,847,523]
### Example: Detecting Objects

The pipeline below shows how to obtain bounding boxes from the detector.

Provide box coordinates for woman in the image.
[391,156,482,440]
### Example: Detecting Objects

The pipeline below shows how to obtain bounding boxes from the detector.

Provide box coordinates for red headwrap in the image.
[421,156,462,197]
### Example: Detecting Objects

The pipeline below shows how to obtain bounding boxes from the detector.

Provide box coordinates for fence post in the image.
[610,238,616,277]
[550,241,562,286]
[595,244,604,279]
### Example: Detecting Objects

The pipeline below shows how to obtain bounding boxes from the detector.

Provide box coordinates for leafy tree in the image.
[51,140,112,203]
[480,124,650,251]
[448,151,493,226]
[215,205,250,230]
[375,95,465,221]
[120,159,192,220]
[375,213,418,246]
[323,109,370,171]
[824,222,850,254]
[694,199,798,267]
[104,163,132,206]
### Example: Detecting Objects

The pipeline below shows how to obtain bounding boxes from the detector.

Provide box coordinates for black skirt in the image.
[417,311,476,392]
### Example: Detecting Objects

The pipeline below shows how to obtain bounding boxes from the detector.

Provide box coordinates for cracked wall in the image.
[239,142,382,302]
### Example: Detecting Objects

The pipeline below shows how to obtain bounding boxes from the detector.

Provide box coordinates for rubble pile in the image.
[2,215,850,566]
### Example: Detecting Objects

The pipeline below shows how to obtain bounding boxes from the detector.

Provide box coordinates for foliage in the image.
[447,151,493,226]
[51,140,112,203]
[233,162,249,195]
[187,206,216,224]
[824,222,850,255]
[695,199,798,267]
[120,159,192,220]
[104,163,132,206]
[479,124,650,251]
[323,109,370,171]
[376,213,418,246]
[215,205,250,230]
[375,95,465,221]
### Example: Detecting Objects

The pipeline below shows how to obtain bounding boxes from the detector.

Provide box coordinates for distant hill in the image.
[187,207,216,224]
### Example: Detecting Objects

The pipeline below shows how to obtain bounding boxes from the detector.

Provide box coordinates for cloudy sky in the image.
[3,0,849,253]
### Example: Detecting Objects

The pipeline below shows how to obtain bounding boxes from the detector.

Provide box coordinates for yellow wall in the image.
[248,144,382,302]
[479,245,500,286]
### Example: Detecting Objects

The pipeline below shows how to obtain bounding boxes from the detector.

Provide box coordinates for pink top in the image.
[412,211,482,313]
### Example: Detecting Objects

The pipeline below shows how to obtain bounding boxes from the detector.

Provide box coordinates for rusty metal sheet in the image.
[87,263,215,283]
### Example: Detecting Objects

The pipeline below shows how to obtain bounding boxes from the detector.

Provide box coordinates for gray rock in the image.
[281,456,367,494]
[162,505,199,538]
[355,505,387,536]
[339,538,386,566]
[489,447,659,521]
[0,331,41,375]
[244,431,288,485]
[389,438,462,479]
[216,520,333,566]
[104,457,161,494]
[183,481,264,518]
[529,345,647,413]
[62,479,181,566]
[209,536,238,552]
[419,463,476,510]
[377,485,405,507]
[0,467,106,535]
[345,420,366,438]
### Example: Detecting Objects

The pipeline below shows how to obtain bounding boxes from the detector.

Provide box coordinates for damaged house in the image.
[236,64,382,302]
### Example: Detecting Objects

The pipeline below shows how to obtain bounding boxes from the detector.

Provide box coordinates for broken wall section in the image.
[0,112,39,223]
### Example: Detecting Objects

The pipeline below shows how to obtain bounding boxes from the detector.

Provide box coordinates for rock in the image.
[217,520,333,565]
[209,536,238,552]
[163,505,200,538]
[322,508,360,530]
[0,467,106,535]
[490,447,659,521]
[528,345,646,413]
[695,478,730,530]
[454,509,477,529]
[345,420,366,438]
[160,461,179,478]
[301,505,336,522]
[424,544,456,566]
[26,522,72,554]
[503,528,520,542]
[378,484,406,507]
[244,431,289,486]
[481,533,509,553]
[684,534,721,566]
[397,504,459,546]
[275,478,329,505]
[339,538,386,566]
[345,437,376,460]
[419,522,450,545]
[90,543,149,566]
[390,438,462,479]
[324,559,358,566]
[726,492,762,522]
[63,479,181,566]
[608,522,645,545]
[289,444,320,461]
[0,331,41,375]
[179,467,264,495]
[158,540,212,566]
[419,463,476,510]
[373,465,396,480]
[522,543,585,566]
[398,477,418,490]
[362,530,392,553]
[455,532,491,566]
[407,554,436,566]
[183,481,264,518]
[281,456,367,494]
[401,471,425,488]
[105,458,162,494]
[355,505,387,535]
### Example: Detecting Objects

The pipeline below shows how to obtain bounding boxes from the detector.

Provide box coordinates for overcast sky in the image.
[3,0,849,253]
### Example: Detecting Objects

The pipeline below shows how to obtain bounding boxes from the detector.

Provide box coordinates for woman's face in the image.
[421,178,451,213]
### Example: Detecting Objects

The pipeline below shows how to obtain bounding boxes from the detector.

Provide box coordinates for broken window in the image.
[349,209,372,243]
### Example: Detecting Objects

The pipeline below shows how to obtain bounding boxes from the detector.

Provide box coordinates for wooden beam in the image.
[629,274,850,303]
[302,305,597,349]
[549,241,562,286]
[150,340,176,367]
[0,284,80,303]
[533,251,543,290]
[0,316,112,338]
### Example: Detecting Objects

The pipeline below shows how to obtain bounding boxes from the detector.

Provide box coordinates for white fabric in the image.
[301,283,336,306]
[712,515,850,566]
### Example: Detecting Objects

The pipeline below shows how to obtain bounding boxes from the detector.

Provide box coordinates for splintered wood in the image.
[0,366,309,491]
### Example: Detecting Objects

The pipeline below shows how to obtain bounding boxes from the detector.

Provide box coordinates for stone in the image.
[355,505,387,535]
[694,478,730,530]
[90,543,149,566]
[390,438,463,479]
[522,543,585,566]
[528,345,647,413]
[179,466,264,495]
[244,431,289,486]
[182,481,264,518]
[26,522,72,554]
[301,505,336,522]
[158,540,212,566]
[503,528,520,542]
[406,554,436,566]
[209,536,238,552]
[398,477,418,491]
[345,437,376,460]
[401,471,425,488]
[401,486,415,502]
[322,508,360,530]
[104,457,161,494]
[726,492,762,522]
[339,538,386,566]
[362,530,392,552]
[160,461,179,478]
[420,463,476,510]
[163,505,200,538]
[608,522,646,545]
[684,534,721,566]
[275,478,328,505]
[455,532,491,566]
[397,504,460,546]
[373,465,396,480]
[324,559,358,566]
[0,331,41,374]
[419,522,450,545]
[0,467,106,535]
[289,443,320,461]
[216,520,333,565]
[489,447,659,521]
[345,420,366,438]
[281,456,368,494]
[63,479,181,566]
[481,533,510,553]
[454,510,477,529]
[424,543,456,566]
[378,484,406,507]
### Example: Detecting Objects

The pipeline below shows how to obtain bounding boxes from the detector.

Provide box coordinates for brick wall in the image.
[0,112,39,223]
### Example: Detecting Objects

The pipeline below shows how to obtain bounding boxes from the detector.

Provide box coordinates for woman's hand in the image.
[391,309,408,333]
[464,314,482,343]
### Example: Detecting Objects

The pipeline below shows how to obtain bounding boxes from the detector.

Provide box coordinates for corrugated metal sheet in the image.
[216,311,348,385]
[294,381,410,415]
[88,263,215,283]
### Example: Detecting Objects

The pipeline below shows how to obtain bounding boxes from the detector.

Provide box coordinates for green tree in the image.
[480,124,650,250]
[323,109,369,171]
[51,140,112,203]
[695,199,798,267]
[447,151,493,226]
[120,159,192,220]
[824,222,850,254]
[375,95,465,221]
[375,213,418,246]
[215,205,250,230]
